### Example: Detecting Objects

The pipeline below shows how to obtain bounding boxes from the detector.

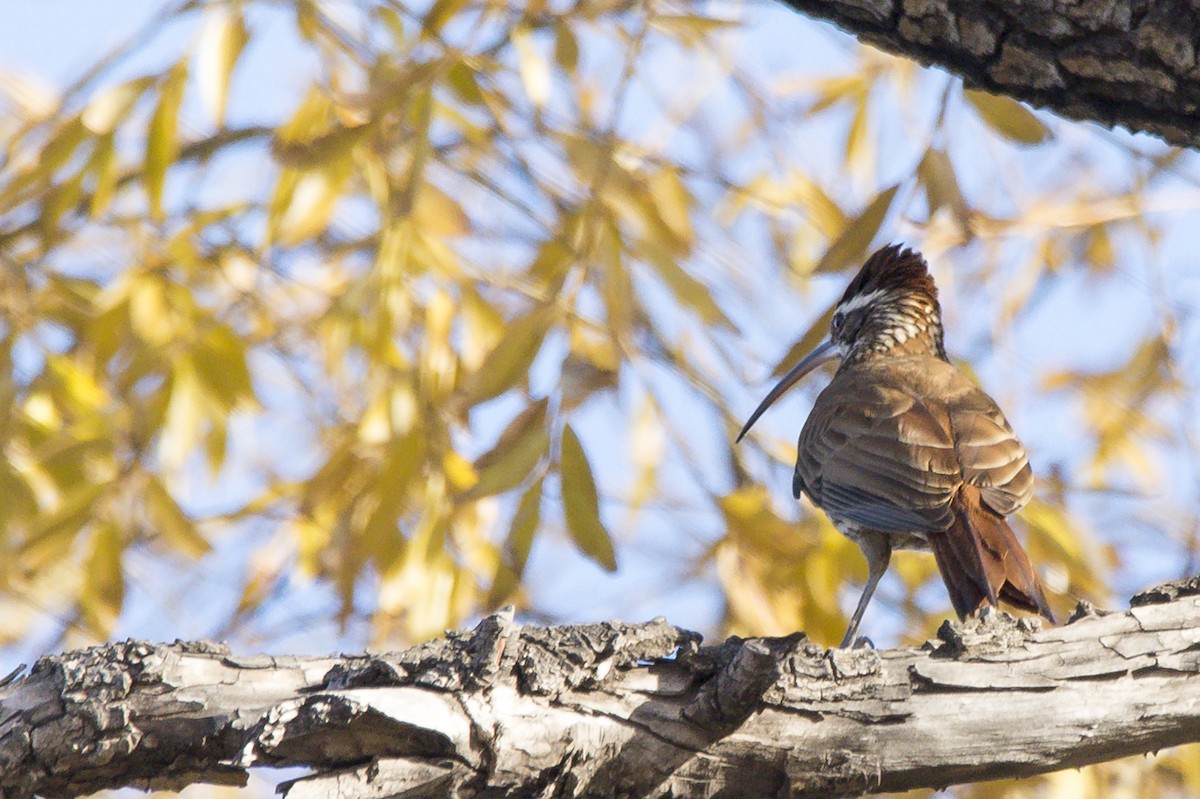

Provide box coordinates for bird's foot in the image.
[846,635,875,650]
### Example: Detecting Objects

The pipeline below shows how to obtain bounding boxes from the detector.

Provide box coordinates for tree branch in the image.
[776,0,1199,149]
[4,581,1200,798]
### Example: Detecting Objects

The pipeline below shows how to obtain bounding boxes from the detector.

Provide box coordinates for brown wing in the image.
[794,376,962,534]
[794,357,1033,532]
[946,384,1033,516]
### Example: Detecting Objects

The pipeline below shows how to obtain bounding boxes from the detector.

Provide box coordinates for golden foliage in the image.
[0,2,1196,795]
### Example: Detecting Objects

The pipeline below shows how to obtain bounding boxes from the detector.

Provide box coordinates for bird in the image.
[736,244,1055,648]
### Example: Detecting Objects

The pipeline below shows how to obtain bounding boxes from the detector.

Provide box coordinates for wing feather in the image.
[793,357,1033,532]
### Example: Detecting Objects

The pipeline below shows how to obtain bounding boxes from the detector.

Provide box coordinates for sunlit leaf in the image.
[145,62,188,219]
[770,302,837,378]
[965,88,1051,145]
[82,76,153,134]
[80,522,125,637]
[560,424,617,571]
[459,305,554,404]
[471,398,550,498]
[196,5,249,127]
[553,20,579,72]
[512,25,551,109]
[814,183,899,273]
[145,475,211,558]
[487,476,543,607]
[918,147,967,221]
[422,0,470,36]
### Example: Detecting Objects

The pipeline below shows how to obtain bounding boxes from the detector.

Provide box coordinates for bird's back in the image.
[793,355,1033,538]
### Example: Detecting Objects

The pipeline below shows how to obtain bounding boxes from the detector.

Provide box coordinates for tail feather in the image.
[928,484,1056,623]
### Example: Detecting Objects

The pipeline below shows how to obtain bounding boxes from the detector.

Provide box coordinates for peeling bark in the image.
[4,582,1200,798]
[776,0,1200,149]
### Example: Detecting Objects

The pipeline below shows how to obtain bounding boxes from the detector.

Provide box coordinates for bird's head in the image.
[736,244,945,442]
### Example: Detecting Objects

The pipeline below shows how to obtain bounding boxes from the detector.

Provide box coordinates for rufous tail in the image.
[928,484,1056,623]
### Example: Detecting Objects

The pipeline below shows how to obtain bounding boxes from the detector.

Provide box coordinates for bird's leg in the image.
[839,532,892,649]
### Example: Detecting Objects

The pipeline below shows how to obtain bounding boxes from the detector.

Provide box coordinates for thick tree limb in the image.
[4,581,1200,798]
[776,0,1200,149]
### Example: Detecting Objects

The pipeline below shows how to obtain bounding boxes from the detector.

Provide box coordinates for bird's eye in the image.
[831,312,845,334]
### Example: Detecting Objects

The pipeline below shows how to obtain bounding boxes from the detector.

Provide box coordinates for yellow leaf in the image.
[443,450,478,492]
[649,169,692,245]
[646,255,733,330]
[447,61,486,107]
[193,323,256,411]
[80,522,125,637]
[145,62,188,220]
[196,5,249,127]
[512,25,551,109]
[560,424,616,571]
[414,182,470,237]
[87,132,119,217]
[917,147,967,221]
[844,93,872,179]
[145,476,211,558]
[460,288,505,371]
[422,0,470,36]
[82,76,153,134]
[965,88,1051,145]
[23,482,105,571]
[274,162,352,245]
[554,21,579,72]
[46,354,108,412]
[814,183,898,274]
[471,398,550,498]
[771,302,836,378]
[460,305,554,404]
[527,236,573,293]
[487,476,543,607]
[128,274,176,346]
[161,359,205,470]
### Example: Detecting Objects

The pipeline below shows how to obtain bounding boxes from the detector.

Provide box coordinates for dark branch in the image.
[776,0,1200,150]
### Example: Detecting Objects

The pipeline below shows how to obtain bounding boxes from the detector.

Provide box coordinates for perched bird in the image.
[737,244,1055,648]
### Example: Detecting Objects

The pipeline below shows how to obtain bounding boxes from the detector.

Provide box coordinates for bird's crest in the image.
[839,244,938,307]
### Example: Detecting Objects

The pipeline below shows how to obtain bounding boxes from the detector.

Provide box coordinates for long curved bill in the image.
[736,338,839,442]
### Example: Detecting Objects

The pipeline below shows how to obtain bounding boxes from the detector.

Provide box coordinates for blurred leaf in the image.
[196,5,249,127]
[553,20,579,72]
[560,424,617,571]
[646,255,734,330]
[145,475,211,558]
[918,147,967,221]
[471,398,550,498]
[459,305,554,404]
[82,76,153,134]
[512,24,551,109]
[770,302,837,379]
[487,476,543,606]
[80,522,125,637]
[650,13,736,43]
[814,183,898,273]
[146,62,188,220]
[422,0,470,36]
[87,132,119,217]
[193,323,256,412]
[965,88,1051,145]
[414,182,470,237]
[22,483,105,572]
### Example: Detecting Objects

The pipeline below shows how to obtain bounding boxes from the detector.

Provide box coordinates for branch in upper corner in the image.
[777,0,1200,150]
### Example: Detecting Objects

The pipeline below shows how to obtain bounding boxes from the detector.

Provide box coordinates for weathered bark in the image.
[777,0,1200,149]
[3,579,1200,799]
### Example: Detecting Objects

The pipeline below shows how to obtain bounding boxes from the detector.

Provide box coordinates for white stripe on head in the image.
[835,288,889,315]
